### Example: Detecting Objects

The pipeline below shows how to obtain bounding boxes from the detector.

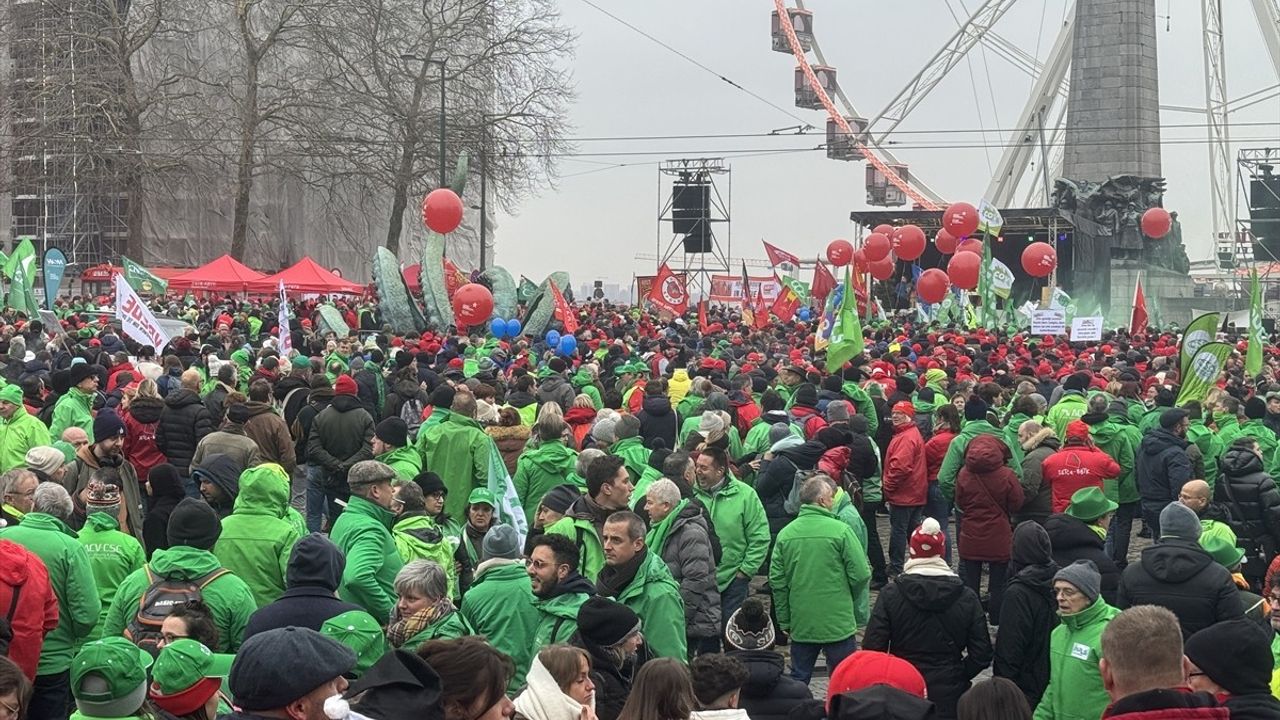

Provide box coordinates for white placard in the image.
[1031,309,1066,335]
[1070,315,1105,342]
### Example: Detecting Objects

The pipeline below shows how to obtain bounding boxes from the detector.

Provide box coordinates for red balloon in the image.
[943,202,980,239]
[1141,207,1172,238]
[948,252,980,290]
[873,224,894,237]
[826,239,854,267]
[935,229,957,255]
[422,188,464,234]
[1021,242,1057,277]
[852,249,869,274]
[957,237,983,255]
[869,255,896,281]
[893,224,927,261]
[864,233,891,262]
[452,283,494,326]
[917,268,950,304]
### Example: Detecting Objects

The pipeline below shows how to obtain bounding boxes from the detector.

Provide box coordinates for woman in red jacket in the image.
[1041,420,1121,513]
[955,433,1025,625]
[0,539,58,681]
[121,378,167,488]
[924,404,961,563]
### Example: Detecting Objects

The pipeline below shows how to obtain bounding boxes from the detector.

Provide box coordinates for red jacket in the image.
[0,539,58,680]
[563,406,596,451]
[1041,442,1121,513]
[924,429,956,483]
[789,406,828,441]
[730,395,761,439]
[883,421,928,506]
[122,401,167,486]
[1102,688,1229,719]
[955,434,1024,562]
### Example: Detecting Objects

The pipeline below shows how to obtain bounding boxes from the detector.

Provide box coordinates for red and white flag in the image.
[1130,274,1148,335]
[648,263,689,315]
[549,282,578,334]
[763,240,801,268]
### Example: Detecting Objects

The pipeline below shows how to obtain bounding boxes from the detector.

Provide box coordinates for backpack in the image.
[0,585,22,657]
[125,566,229,656]
[400,396,425,441]
[783,458,817,516]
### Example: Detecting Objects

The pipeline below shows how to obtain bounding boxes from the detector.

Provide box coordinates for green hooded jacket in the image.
[403,609,473,648]
[1004,412,1033,453]
[1216,412,1244,449]
[1137,406,1166,435]
[211,465,302,608]
[1045,392,1088,439]
[545,515,605,582]
[513,441,579,521]
[676,395,704,424]
[611,436,652,485]
[769,504,870,643]
[692,478,770,590]
[938,420,1024,501]
[392,513,459,600]
[378,446,423,483]
[329,495,404,623]
[1032,598,1119,720]
[532,583,593,648]
[78,512,145,641]
[0,406,51,472]
[1187,419,1225,493]
[103,545,256,653]
[1239,420,1280,477]
[460,559,541,693]
[50,388,95,444]
[610,550,686,659]
[1087,416,1141,504]
[571,370,603,410]
[1,513,100,673]
[417,414,491,522]
[840,382,880,437]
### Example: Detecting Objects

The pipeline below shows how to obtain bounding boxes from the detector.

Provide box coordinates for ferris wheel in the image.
[771,0,1280,254]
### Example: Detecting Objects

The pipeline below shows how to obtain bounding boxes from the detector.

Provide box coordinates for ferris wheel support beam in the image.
[984,5,1075,207]
[866,0,1022,145]
[1203,0,1234,251]
[1249,0,1280,80]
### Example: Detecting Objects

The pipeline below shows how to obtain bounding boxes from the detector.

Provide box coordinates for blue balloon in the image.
[558,335,577,356]
[507,319,522,337]
[798,308,811,321]
[546,330,561,347]
[489,318,507,337]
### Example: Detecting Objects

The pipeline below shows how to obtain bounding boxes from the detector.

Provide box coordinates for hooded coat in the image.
[1042,513,1120,605]
[1032,598,1120,720]
[513,440,580,521]
[1042,442,1121,514]
[49,387,94,443]
[545,495,608,582]
[155,388,214,475]
[143,467,185,559]
[537,374,577,414]
[417,413,491,522]
[0,538,58,680]
[532,573,595,647]
[103,544,256,652]
[692,477,770,591]
[1117,537,1243,638]
[212,464,303,608]
[756,440,827,533]
[1217,444,1280,559]
[637,394,678,450]
[391,513,459,599]
[1016,431,1060,525]
[1135,427,1192,507]
[1084,413,1141,504]
[63,444,147,544]
[461,558,541,692]
[955,435,1024,562]
[329,494,404,623]
[883,421,927,506]
[863,572,992,720]
[77,512,146,641]
[191,454,243,518]
[192,426,262,473]
[606,549,687,659]
[121,395,166,484]
[308,393,375,492]
[347,649,445,720]
[994,523,1058,707]
[938,419,1024,502]
[242,533,364,638]
[650,500,720,639]
[727,650,812,720]
[0,404,50,473]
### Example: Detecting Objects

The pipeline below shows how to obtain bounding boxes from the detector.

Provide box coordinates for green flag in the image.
[979,241,997,327]
[1177,342,1233,405]
[1247,268,1264,376]
[826,267,864,369]
[3,237,36,286]
[1180,312,1221,379]
[122,256,168,295]
[6,254,39,316]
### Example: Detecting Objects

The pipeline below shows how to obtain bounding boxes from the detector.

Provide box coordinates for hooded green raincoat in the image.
[513,440,579,521]
[329,495,404,623]
[211,464,302,608]
[78,512,145,641]
[1032,598,1119,720]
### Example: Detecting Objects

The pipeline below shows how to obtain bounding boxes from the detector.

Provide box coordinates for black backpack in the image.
[125,566,229,656]
[0,585,22,657]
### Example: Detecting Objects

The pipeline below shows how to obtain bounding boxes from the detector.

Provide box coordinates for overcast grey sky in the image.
[492,0,1280,287]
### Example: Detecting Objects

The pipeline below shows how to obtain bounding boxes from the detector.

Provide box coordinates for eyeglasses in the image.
[0,698,19,719]
[1187,671,1207,679]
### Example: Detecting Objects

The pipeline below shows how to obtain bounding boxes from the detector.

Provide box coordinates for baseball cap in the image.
[320,610,389,676]
[72,638,154,717]
[467,488,497,508]
[148,639,233,716]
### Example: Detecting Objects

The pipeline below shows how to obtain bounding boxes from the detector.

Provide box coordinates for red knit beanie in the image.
[909,517,945,559]
[334,375,358,396]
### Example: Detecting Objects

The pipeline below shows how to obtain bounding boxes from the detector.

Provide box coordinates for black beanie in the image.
[1184,618,1274,696]
[539,484,581,515]
[1154,387,1176,408]
[1064,371,1091,392]
[792,383,818,409]
[429,385,455,408]
[375,417,408,448]
[894,376,916,395]
[1246,396,1267,420]
[167,497,222,549]
[965,395,989,421]
[576,597,640,647]
[821,375,843,393]
[413,471,447,497]
[394,352,414,369]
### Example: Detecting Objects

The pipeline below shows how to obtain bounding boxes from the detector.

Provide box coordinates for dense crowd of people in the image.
[0,295,1277,720]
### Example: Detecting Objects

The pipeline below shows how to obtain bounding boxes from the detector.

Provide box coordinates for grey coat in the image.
[656,502,721,639]
[1015,432,1059,525]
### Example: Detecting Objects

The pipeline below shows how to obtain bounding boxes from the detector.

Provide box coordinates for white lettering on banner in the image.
[114,274,173,351]
[1070,316,1104,342]
[1031,309,1066,336]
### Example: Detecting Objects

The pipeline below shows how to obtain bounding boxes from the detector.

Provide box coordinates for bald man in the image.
[1178,479,1234,540]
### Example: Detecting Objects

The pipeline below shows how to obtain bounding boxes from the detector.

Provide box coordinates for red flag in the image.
[770,274,802,321]
[442,258,468,298]
[1130,275,1148,335]
[698,300,709,333]
[549,282,578,334]
[740,261,754,325]
[811,260,835,303]
[763,240,801,268]
[648,263,689,315]
[754,287,770,330]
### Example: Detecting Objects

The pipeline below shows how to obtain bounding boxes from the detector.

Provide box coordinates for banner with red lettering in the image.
[707,274,780,303]
[114,274,172,350]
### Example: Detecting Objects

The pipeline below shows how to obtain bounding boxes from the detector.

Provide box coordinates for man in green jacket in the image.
[372,418,421,482]
[769,476,870,684]
[938,396,1024,502]
[77,481,145,641]
[329,460,404,623]
[390,476,459,599]
[0,384,50,472]
[416,393,490,522]
[691,446,769,626]
[598,511,687,660]
[460,525,540,693]
[1215,398,1245,449]
[1,482,100,717]
[1185,402,1225,495]
[103,498,257,653]
[212,463,302,608]
[546,454,632,581]
[1240,397,1280,477]
[1033,560,1119,720]
[1045,373,1091,439]
[609,415,651,484]
[50,363,98,443]
[527,533,596,647]
[512,426,578,521]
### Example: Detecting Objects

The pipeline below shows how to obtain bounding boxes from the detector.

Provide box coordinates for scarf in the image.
[513,657,593,720]
[462,521,489,561]
[596,547,647,599]
[904,556,956,577]
[645,499,689,556]
[386,597,457,648]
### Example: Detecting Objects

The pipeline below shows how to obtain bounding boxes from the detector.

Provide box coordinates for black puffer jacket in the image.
[1135,427,1192,505]
[1042,513,1120,604]
[154,388,214,475]
[637,394,678,450]
[755,440,827,534]
[382,376,428,423]
[243,533,364,638]
[1218,445,1280,558]
[728,650,812,720]
[570,630,634,720]
[306,394,374,486]
[1117,537,1244,638]
[993,522,1058,708]
[862,572,992,720]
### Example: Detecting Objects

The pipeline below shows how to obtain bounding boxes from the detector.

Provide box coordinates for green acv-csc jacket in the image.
[1087,416,1141,504]
[49,388,94,444]
[1045,392,1088,440]
[460,559,541,693]
[329,495,404,623]
[692,478,770,591]
[104,545,256,653]
[77,512,145,641]
[546,515,605,582]
[212,464,302,608]
[768,504,870,644]
[0,512,100,674]
[938,420,1024,502]
[512,440,579,521]
[1032,598,1120,720]
[378,446,423,483]
[532,586,592,648]
[611,550,687,660]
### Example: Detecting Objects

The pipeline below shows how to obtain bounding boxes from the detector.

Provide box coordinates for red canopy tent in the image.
[248,256,365,295]
[166,254,268,293]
